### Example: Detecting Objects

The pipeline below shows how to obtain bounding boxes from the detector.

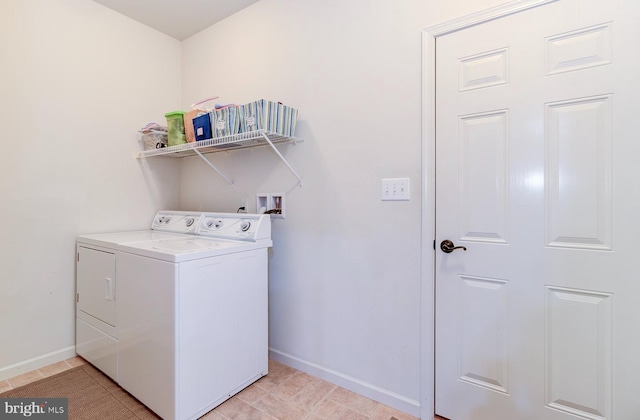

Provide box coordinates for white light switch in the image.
[381,178,410,201]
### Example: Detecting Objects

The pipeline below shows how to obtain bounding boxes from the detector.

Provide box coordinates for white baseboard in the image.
[0,346,77,381]
[269,348,421,418]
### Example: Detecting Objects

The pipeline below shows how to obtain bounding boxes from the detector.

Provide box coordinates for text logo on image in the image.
[0,398,68,419]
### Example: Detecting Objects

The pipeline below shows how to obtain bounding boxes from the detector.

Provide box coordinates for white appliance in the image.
[76,211,272,420]
[76,211,203,380]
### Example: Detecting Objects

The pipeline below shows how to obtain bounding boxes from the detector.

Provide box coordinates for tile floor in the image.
[1,357,422,420]
[0,356,86,393]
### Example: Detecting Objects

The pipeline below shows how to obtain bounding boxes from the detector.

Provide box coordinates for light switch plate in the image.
[381,178,410,201]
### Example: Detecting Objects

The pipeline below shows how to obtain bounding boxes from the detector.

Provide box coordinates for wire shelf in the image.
[136,130,302,159]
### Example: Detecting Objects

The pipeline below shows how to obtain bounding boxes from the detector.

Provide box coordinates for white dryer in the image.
[75,211,203,380]
[114,213,272,420]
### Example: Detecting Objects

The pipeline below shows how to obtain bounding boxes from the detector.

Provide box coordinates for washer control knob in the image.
[240,221,251,232]
[185,217,194,227]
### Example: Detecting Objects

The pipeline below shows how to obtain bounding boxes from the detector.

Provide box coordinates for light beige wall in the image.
[180,0,508,415]
[0,0,182,378]
[0,0,511,413]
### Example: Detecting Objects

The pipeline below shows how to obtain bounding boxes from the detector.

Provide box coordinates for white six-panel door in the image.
[435,0,640,418]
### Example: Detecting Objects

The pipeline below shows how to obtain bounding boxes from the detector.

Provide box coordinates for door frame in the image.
[419,1,558,418]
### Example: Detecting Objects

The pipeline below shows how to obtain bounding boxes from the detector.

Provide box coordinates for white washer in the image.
[115,213,272,420]
[76,211,203,381]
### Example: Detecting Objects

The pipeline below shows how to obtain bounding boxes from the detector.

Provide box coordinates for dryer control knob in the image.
[240,221,251,232]
[185,217,194,227]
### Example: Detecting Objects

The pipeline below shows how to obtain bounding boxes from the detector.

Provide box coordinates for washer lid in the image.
[119,237,272,262]
[150,238,238,253]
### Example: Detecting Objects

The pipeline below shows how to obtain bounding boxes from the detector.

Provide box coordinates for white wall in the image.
[180,0,507,416]
[0,0,181,379]
[180,1,427,413]
[0,0,511,416]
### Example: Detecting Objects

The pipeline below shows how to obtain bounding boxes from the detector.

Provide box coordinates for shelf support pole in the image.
[260,132,303,187]
[193,148,234,186]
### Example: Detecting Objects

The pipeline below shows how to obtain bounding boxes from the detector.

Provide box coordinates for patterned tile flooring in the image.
[1,357,422,420]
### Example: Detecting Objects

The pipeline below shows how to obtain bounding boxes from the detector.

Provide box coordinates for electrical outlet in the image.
[381,178,410,201]
[241,198,249,213]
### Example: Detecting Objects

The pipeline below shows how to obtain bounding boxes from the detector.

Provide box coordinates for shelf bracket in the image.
[193,148,234,186]
[260,132,303,187]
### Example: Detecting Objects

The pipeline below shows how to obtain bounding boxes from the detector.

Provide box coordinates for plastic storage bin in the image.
[164,111,187,146]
